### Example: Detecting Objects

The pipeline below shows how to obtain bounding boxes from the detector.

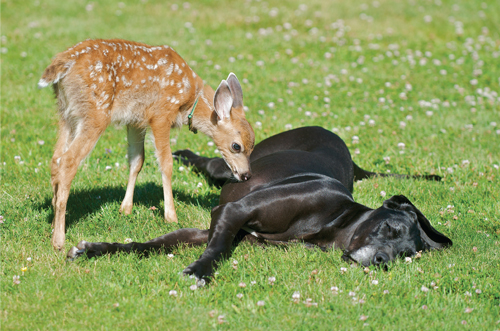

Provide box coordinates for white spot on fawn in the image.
[182,75,191,90]
[165,63,173,76]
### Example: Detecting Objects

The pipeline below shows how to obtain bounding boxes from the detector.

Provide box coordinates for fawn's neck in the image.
[188,83,218,138]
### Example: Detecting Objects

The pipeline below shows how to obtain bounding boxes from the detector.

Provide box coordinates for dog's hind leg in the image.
[66,228,209,260]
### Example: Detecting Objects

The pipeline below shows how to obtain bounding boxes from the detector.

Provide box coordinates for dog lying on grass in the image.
[67,126,452,285]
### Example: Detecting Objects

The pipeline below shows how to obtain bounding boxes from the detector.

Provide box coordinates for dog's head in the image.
[342,195,452,267]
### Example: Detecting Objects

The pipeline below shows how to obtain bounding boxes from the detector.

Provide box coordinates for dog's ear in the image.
[226,73,243,109]
[213,80,233,121]
[383,195,452,250]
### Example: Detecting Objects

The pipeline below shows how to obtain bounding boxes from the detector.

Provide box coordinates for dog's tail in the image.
[353,162,441,182]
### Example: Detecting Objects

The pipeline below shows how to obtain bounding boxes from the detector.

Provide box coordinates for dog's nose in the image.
[241,172,251,181]
[372,251,389,266]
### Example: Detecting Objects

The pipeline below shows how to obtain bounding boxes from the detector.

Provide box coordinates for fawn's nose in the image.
[241,172,251,181]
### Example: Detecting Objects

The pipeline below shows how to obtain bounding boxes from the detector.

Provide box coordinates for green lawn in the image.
[1,0,499,329]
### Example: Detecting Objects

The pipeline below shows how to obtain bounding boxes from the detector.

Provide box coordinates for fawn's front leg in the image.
[150,118,177,223]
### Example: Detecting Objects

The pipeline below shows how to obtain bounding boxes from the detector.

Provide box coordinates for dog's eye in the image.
[231,143,241,153]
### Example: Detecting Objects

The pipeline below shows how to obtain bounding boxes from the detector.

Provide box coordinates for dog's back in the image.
[220,127,356,202]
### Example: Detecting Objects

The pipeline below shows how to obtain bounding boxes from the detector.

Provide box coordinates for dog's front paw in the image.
[182,258,215,285]
[66,240,89,261]
[173,149,199,165]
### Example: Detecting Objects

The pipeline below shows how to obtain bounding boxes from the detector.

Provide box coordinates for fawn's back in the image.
[39,38,203,128]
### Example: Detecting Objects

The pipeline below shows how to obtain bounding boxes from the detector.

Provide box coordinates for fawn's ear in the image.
[226,73,243,109]
[213,80,233,121]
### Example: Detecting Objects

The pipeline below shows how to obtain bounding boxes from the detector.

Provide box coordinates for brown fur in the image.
[39,39,254,251]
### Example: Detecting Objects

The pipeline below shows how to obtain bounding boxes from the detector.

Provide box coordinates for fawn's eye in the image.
[231,143,241,152]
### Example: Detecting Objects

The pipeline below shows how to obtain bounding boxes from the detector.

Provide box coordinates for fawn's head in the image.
[211,73,254,181]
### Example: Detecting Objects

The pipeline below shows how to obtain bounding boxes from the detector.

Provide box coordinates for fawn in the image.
[39,39,255,250]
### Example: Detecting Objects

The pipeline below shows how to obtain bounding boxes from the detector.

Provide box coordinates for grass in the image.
[1,0,499,329]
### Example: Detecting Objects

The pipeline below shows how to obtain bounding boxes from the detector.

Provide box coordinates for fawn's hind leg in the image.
[51,117,108,250]
[51,119,73,212]
[120,125,146,215]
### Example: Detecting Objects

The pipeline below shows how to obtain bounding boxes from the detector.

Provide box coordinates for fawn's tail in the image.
[38,54,74,89]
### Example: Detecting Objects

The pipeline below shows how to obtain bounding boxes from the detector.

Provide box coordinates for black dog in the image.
[67,126,452,284]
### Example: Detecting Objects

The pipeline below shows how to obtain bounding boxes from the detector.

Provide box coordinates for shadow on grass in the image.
[38,182,220,229]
